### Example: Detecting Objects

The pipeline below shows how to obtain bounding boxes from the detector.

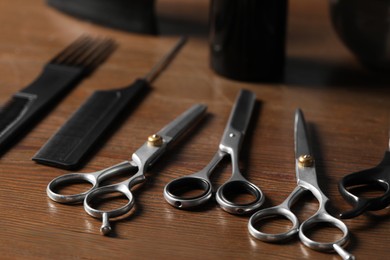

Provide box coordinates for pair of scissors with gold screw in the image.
[46,104,206,235]
[248,109,354,260]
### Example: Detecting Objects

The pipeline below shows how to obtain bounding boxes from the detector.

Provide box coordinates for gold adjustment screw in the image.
[148,134,163,147]
[298,154,314,167]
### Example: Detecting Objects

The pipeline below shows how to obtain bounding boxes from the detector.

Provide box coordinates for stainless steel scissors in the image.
[164,89,264,214]
[248,109,354,260]
[338,131,390,219]
[47,104,207,235]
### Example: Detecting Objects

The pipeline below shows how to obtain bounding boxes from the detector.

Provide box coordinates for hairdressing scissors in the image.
[164,89,264,215]
[248,109,354,260]
[338,131,390,219]
[47,104,207,235]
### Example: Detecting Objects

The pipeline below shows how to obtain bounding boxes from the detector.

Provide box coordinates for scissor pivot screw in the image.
[298,155,314,167]
[148,134,163,146]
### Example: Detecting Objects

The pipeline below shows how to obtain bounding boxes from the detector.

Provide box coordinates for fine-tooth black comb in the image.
[0,36,116,153]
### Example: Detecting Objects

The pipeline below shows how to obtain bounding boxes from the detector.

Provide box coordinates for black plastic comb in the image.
[0,36,116,153]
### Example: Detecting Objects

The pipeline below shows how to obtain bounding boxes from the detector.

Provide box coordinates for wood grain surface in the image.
[0,0,389,259]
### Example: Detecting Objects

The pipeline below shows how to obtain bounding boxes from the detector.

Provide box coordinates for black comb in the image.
[0,36,116,153]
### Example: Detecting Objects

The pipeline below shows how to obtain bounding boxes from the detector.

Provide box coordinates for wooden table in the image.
[1,0,389,259]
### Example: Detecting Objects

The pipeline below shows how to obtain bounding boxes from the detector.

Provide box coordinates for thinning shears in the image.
[164,89,264,215]
[47,104,206,235]
[248,109,354,260]
[338,131,390,219]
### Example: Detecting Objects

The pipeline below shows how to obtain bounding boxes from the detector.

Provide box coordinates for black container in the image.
[210,0,288,82]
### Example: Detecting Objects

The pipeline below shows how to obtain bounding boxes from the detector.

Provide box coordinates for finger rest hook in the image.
[100,212,112,235]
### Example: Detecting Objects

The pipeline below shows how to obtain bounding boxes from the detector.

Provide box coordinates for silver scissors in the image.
[47,104,207,235]
[248,109,354,260]
[164,89,264,214]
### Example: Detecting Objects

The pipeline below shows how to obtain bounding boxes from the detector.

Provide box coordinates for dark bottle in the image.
[210,0,288,82]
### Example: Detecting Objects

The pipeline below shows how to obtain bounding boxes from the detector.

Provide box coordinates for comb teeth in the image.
[49,36,117,74]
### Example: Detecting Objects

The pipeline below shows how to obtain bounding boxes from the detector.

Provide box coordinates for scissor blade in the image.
[218,89,255,154]
[156,104,207,143]
[294,109,312,159]
[225,89,256,135]
[294,109,320,187]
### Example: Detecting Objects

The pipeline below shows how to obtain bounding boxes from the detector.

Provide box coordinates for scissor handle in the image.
[83,167,146,235]
[248,187,354,259]
[164,175,213,209]
[47,161,134,204]
[338,151,390,219]
[218,128,264,214]
[216,178,264,214]
[47,172,99,204]
[299,210,350,253]
[248,205,299,241]
[84,183,135,235]
[164,151,226,209]
[248,186,304,241]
